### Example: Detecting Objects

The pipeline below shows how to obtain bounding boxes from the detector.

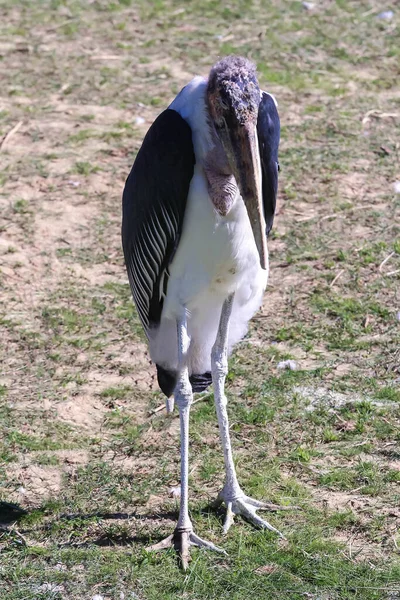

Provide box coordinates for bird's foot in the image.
[214,488,298,537]
[146,527,226,570]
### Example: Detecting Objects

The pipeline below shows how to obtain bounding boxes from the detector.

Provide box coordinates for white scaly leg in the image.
[212,294,293,537]
[147,312,225,569]
[165,396,174,414]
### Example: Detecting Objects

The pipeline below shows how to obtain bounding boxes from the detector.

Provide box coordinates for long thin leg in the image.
[147,312,225,568]
[175,314,192,532]
[212,294,292,536]
[211,294,241,499]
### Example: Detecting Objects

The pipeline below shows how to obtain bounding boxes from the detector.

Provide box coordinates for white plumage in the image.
[149,77,268,376]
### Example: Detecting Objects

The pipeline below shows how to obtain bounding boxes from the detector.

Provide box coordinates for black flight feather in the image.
[257,92,280,236]
[122,109,197,397]
[122,109,195,331]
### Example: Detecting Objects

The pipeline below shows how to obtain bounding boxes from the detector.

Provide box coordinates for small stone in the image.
[377,10,394,20]
[277,359,298,371]
[255,563,279,575]
[37,583,64,593]
[393,181,400,194]
[75,352,87,364]
[169,485,181,498]
[135,116,145,125]
[302,1,315,10]
[18,486,26,495]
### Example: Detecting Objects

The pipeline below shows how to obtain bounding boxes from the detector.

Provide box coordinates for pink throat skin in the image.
[203,146,238,217]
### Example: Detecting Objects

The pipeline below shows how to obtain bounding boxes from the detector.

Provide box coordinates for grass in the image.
[1,0,400,598]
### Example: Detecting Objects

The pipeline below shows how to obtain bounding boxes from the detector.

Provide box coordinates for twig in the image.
[341,439,370,449]
[296,215,318,223]
[149,392,212,416]
[330,270,344,288]
[379,251,395,272]
[150,403,168,415]
[361,7,378,16]
[8,527,28,546]
[320,213,339,222]
[362,109,400,125]
[349,204,377,212]
[0,121,23,151]
[386,269,400,276]
[46,18,78,32]
[349,486,364,494]
[90,55,123,61]
[319,204,378,224]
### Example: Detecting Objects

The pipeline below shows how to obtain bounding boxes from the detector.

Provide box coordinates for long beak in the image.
[220,123,268,270]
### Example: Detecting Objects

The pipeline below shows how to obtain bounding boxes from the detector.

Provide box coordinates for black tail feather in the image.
[156,365,176,398]
[190,372,212,393]
[156,365,212,397]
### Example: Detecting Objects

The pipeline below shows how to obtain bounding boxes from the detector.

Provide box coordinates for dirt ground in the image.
[0,1,399,599]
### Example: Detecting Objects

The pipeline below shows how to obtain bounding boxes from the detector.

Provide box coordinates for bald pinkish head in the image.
[206,56,267,270]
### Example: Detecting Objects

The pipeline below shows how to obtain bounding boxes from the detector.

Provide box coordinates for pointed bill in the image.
[219,123,268,270]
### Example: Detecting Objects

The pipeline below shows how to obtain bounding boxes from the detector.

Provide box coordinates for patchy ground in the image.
[0,1,399,599]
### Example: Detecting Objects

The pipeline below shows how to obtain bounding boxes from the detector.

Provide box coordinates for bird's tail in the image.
[156,364,212,397]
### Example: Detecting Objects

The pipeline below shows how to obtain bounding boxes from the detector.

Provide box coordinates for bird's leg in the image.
[165,396,174,414]
[212,294,291,537]
[147,314,226,569]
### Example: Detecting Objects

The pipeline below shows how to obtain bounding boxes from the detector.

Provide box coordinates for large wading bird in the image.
[122,56,291,568]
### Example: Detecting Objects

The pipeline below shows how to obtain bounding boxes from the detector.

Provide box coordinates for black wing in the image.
[122,109,195,333]
[257,92,280,236]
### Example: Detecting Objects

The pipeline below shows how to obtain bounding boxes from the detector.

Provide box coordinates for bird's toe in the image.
[230,497,285,538]
[244,496,297,511]
[146,533,174,552]
[222,501,235,534]
[215,487,298,538]
[190,532,227,554]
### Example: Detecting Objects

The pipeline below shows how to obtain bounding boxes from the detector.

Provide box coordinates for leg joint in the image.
[211,349,228,378]
[175,376,192,409]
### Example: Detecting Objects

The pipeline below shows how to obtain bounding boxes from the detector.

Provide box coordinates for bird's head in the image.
[207,56,260,129]
[207,56,267,270]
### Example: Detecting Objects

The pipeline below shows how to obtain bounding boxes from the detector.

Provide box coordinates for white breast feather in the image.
[148,78,268,376]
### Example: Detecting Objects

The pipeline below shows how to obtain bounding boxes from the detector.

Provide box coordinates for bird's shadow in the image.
[0,500,226,550]
[0,501,28,526]
[0,500,176,548]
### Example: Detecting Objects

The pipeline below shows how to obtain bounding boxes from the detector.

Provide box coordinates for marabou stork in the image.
[122,56,287,568]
